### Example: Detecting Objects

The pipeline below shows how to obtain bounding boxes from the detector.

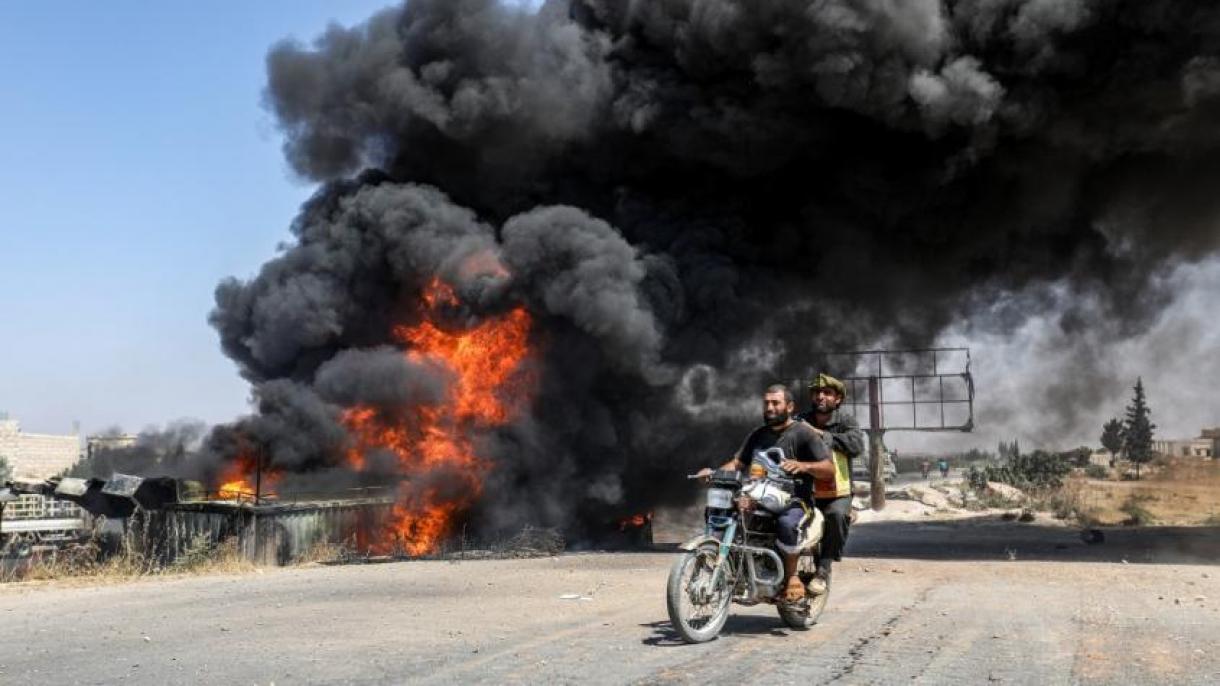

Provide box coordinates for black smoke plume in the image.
[204,0,1220,536]
[71,420,207,479]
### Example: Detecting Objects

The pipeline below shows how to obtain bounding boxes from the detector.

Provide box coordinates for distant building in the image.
[86,433,138,459]
[1152,436,1214,459]
[1203,428,1220,460]
[0,419,81,480]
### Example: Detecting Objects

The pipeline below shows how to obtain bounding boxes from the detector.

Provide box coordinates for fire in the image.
[342,276,534,555]
[214,451,280,500]
[420,279,460,309]
[619,512,653,531]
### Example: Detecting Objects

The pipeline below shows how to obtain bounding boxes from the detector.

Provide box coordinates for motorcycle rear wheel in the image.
[777,589,828,629]
[777,564,828,629]
[666,543,731,643]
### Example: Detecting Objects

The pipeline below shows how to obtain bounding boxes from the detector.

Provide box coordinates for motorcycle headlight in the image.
[706,488,733,509]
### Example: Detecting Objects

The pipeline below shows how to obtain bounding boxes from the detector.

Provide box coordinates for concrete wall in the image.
[1089,451,1113,466]
[0,420,80,480]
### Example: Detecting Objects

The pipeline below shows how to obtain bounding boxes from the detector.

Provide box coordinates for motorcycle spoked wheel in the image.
[666,542,732,643]
[776,558,828,630]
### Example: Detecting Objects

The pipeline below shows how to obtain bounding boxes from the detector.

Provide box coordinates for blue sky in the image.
[0,2,394,434]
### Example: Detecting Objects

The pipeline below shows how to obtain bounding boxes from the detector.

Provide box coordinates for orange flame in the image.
[342,276,534,555]
[619,512,653,531]
[214,451,281,500]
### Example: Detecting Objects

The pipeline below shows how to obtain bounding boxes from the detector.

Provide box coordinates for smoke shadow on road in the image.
[847,516,1220,566]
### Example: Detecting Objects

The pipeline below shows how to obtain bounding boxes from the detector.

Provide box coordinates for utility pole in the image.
[254,449,263,506]
[867,375,886,510]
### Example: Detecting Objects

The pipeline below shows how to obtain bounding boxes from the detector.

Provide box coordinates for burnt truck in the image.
[2,474,181,554]
[3,474,395,566]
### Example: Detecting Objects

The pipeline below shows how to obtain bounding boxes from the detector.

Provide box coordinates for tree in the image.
[1100,418,1124,468]
[1122,378,1156,480]
[997,440,1021,460]
[0,454,10,484]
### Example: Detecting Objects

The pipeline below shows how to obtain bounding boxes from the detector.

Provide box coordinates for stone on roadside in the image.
[909,486,952,510]
[985,481,1027,503]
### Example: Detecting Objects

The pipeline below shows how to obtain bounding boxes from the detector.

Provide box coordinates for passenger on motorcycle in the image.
[797,373,864,596]
[704,384,836,603]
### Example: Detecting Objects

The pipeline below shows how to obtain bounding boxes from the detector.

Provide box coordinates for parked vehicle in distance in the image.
[851,452,898,481]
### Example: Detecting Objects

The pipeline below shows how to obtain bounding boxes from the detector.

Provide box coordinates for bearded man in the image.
[796,373,864,595]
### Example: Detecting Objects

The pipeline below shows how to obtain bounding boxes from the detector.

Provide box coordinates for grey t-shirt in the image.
[733,420,830,500]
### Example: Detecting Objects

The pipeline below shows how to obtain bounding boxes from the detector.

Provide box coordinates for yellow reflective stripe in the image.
[815,449,852,498]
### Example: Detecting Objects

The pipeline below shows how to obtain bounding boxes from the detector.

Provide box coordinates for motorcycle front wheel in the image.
[665,542,732,643]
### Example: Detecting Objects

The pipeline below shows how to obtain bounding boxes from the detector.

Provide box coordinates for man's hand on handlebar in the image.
[694,458,743,482]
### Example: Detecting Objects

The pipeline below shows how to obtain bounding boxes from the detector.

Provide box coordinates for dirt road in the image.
[2,518,1218,685]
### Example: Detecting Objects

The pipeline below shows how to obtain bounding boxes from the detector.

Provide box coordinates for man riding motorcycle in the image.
[703,384,836,603]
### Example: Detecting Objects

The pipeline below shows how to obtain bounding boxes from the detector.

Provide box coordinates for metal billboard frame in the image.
[799,347,975,509]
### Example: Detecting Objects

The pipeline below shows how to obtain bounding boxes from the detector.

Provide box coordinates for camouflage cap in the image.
[808,373,847,397]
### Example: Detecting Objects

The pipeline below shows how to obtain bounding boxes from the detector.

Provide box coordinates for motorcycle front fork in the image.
[705,520,737,594]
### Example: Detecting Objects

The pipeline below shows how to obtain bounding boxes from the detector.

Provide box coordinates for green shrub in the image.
[1119,495,1155,526]
[1083,464,1109,479]
[965,451,1072,491]
[965,465,989,491]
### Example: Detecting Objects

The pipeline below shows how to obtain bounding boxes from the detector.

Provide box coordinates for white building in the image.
[0,418,81,480]
[86,433,138,458]
[1152,437,1214,459]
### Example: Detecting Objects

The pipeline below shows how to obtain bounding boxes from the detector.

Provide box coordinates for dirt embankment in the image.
[848,459,1220,529]
[1077,459,1220,526]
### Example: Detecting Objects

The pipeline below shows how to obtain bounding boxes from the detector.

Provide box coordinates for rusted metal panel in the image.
[144,498,395,566]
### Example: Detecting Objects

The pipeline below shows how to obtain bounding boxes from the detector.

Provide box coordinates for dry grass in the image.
[292,537,358,565]
[170,535,255,574]
[1075,458,1220,526]
[3,533,254,584]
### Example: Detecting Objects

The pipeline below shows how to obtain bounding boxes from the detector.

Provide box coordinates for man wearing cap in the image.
[798,373,864,595]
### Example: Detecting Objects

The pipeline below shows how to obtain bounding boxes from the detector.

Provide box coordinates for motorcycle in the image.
[666,448,828,643]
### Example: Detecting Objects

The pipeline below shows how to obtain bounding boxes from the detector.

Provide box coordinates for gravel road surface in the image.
[2,518,1218,685]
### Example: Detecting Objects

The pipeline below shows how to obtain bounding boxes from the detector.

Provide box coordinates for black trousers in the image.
[814,496,852,567]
